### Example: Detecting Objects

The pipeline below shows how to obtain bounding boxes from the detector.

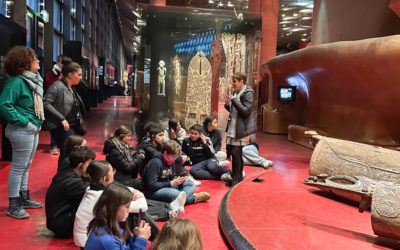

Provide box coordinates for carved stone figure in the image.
[184,50,212,128]
[157,60,166,96]
[305,174,400,240]
[172,56,182,95]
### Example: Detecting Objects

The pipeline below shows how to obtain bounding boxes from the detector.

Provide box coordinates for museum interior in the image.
[0,0,400,249]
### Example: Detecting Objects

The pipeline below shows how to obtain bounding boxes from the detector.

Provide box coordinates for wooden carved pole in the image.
[210,18,224,118]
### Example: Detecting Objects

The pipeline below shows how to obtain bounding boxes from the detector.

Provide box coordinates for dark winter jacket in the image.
[181,137,215,165]
[103,140,143,182]
[224,85,257,139]
[142,153,175,194]
[45,157,89,238]
[204,128,222,152]
[139,139,161,175]
[44,79,86,130]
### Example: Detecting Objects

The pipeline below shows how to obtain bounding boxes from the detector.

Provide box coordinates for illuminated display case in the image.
[137,4,261,127]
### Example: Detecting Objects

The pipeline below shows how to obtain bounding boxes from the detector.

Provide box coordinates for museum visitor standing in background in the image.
[224,72,257,187]
[0,46,44,219]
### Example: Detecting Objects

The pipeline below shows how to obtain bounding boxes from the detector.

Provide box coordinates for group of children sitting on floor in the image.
[44,116,273,249]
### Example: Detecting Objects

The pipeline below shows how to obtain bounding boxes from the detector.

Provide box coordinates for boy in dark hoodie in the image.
[139,124,164,176]
[182,124,232,182]
[45,146,96,238]
[142,140,210,205]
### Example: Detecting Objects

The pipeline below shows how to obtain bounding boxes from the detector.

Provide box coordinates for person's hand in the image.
[140,153,145,159]
[27,122,32,127]
[171,176,187,186]
[200,133,207,145]
[181,155,188,164]
[133,192,144,201]
[134,220,151,240]
[224,95,231,106]
[61,120,70,131]
[170,128,177,139]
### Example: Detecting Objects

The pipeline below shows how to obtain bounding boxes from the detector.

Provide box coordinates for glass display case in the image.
[137,4,261,128]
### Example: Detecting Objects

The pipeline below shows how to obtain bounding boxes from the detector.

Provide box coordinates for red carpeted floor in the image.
[1,96,396,250]
[221,131,400,250]
[0,96,232,249]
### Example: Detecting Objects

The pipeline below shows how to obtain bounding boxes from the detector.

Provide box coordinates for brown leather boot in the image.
[194,192,211,203]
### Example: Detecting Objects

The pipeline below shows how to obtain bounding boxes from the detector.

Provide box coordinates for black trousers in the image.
[227,145,244,186]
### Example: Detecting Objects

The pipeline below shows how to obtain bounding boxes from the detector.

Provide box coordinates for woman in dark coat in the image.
[103,125,144,190]
[224,72,257,187]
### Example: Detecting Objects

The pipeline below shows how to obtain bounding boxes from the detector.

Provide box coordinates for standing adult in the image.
[224,73,257,187]
[45,54,72,155]
[0,46,44,219]
[44,61,86,164]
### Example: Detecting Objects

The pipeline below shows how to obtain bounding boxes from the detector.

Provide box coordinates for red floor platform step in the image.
[219,132,400,250]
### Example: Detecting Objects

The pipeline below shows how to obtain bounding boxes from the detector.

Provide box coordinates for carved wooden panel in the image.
[184,50,212,128]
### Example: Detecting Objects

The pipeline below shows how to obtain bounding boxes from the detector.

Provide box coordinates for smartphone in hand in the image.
[137,208,145,224]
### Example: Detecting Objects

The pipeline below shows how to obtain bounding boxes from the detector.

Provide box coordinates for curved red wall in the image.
[261,35,400,147]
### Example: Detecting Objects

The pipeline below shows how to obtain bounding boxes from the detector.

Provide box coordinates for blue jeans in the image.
[150,182,196,205]
[50,125,76,165]
[190,157,231,180]
[5,123,40,198]
[242,145,268,166]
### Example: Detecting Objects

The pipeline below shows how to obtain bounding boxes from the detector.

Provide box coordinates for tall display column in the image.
[248,0,279,69]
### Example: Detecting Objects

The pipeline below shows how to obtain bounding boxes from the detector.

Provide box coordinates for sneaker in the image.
[220,173,233,182]
[219,160,230,167]
[242,171,246,178]
[169,192,186,219]
[187,175,201,186]
[170,191,186,210]
[262,160,274,169]
[49,147,59,155]
[194,192,211,203]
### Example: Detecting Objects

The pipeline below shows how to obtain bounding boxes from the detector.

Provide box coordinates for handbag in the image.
[72,115,87,136]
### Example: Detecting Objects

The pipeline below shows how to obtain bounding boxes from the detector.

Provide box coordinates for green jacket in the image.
[0,76,43,127]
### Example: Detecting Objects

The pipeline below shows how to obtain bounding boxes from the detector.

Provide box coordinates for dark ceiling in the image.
[114,0,314,56]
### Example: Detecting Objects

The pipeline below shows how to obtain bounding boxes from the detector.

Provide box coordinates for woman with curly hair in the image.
[0,46,44,219]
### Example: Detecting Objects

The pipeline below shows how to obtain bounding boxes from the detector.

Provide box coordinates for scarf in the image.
[110,137,133,162]
[227,85,247,138]
[20,70,45,120]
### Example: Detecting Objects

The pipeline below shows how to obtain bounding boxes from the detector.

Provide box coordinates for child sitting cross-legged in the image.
[142,140,211,205]
[182,124,233,182]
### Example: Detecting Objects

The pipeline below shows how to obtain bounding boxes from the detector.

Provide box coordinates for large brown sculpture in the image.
[260,35,400,148]
[307,131,400,184]
[305,174,400,240]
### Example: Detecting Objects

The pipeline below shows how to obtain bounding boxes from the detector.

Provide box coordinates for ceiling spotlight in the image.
[299,9,313,14]
[301,16,312,20]
[132,10,141,18]
[227,1,234,7]
[208,0,215,3]
[218,2,224,7]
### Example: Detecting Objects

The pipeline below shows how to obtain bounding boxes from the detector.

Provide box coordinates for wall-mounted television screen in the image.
[278,86,296,103]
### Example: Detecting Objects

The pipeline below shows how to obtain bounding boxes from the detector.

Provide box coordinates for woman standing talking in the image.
[0,46,44,219]
[44,61,86,163]
[224,73,257,187]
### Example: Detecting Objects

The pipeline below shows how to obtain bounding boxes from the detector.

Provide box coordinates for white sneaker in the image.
[219,160,230,167]
[187,175,201,186]
[220,173,233,182]
[262,160,274,169]
[169,191,186,218]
